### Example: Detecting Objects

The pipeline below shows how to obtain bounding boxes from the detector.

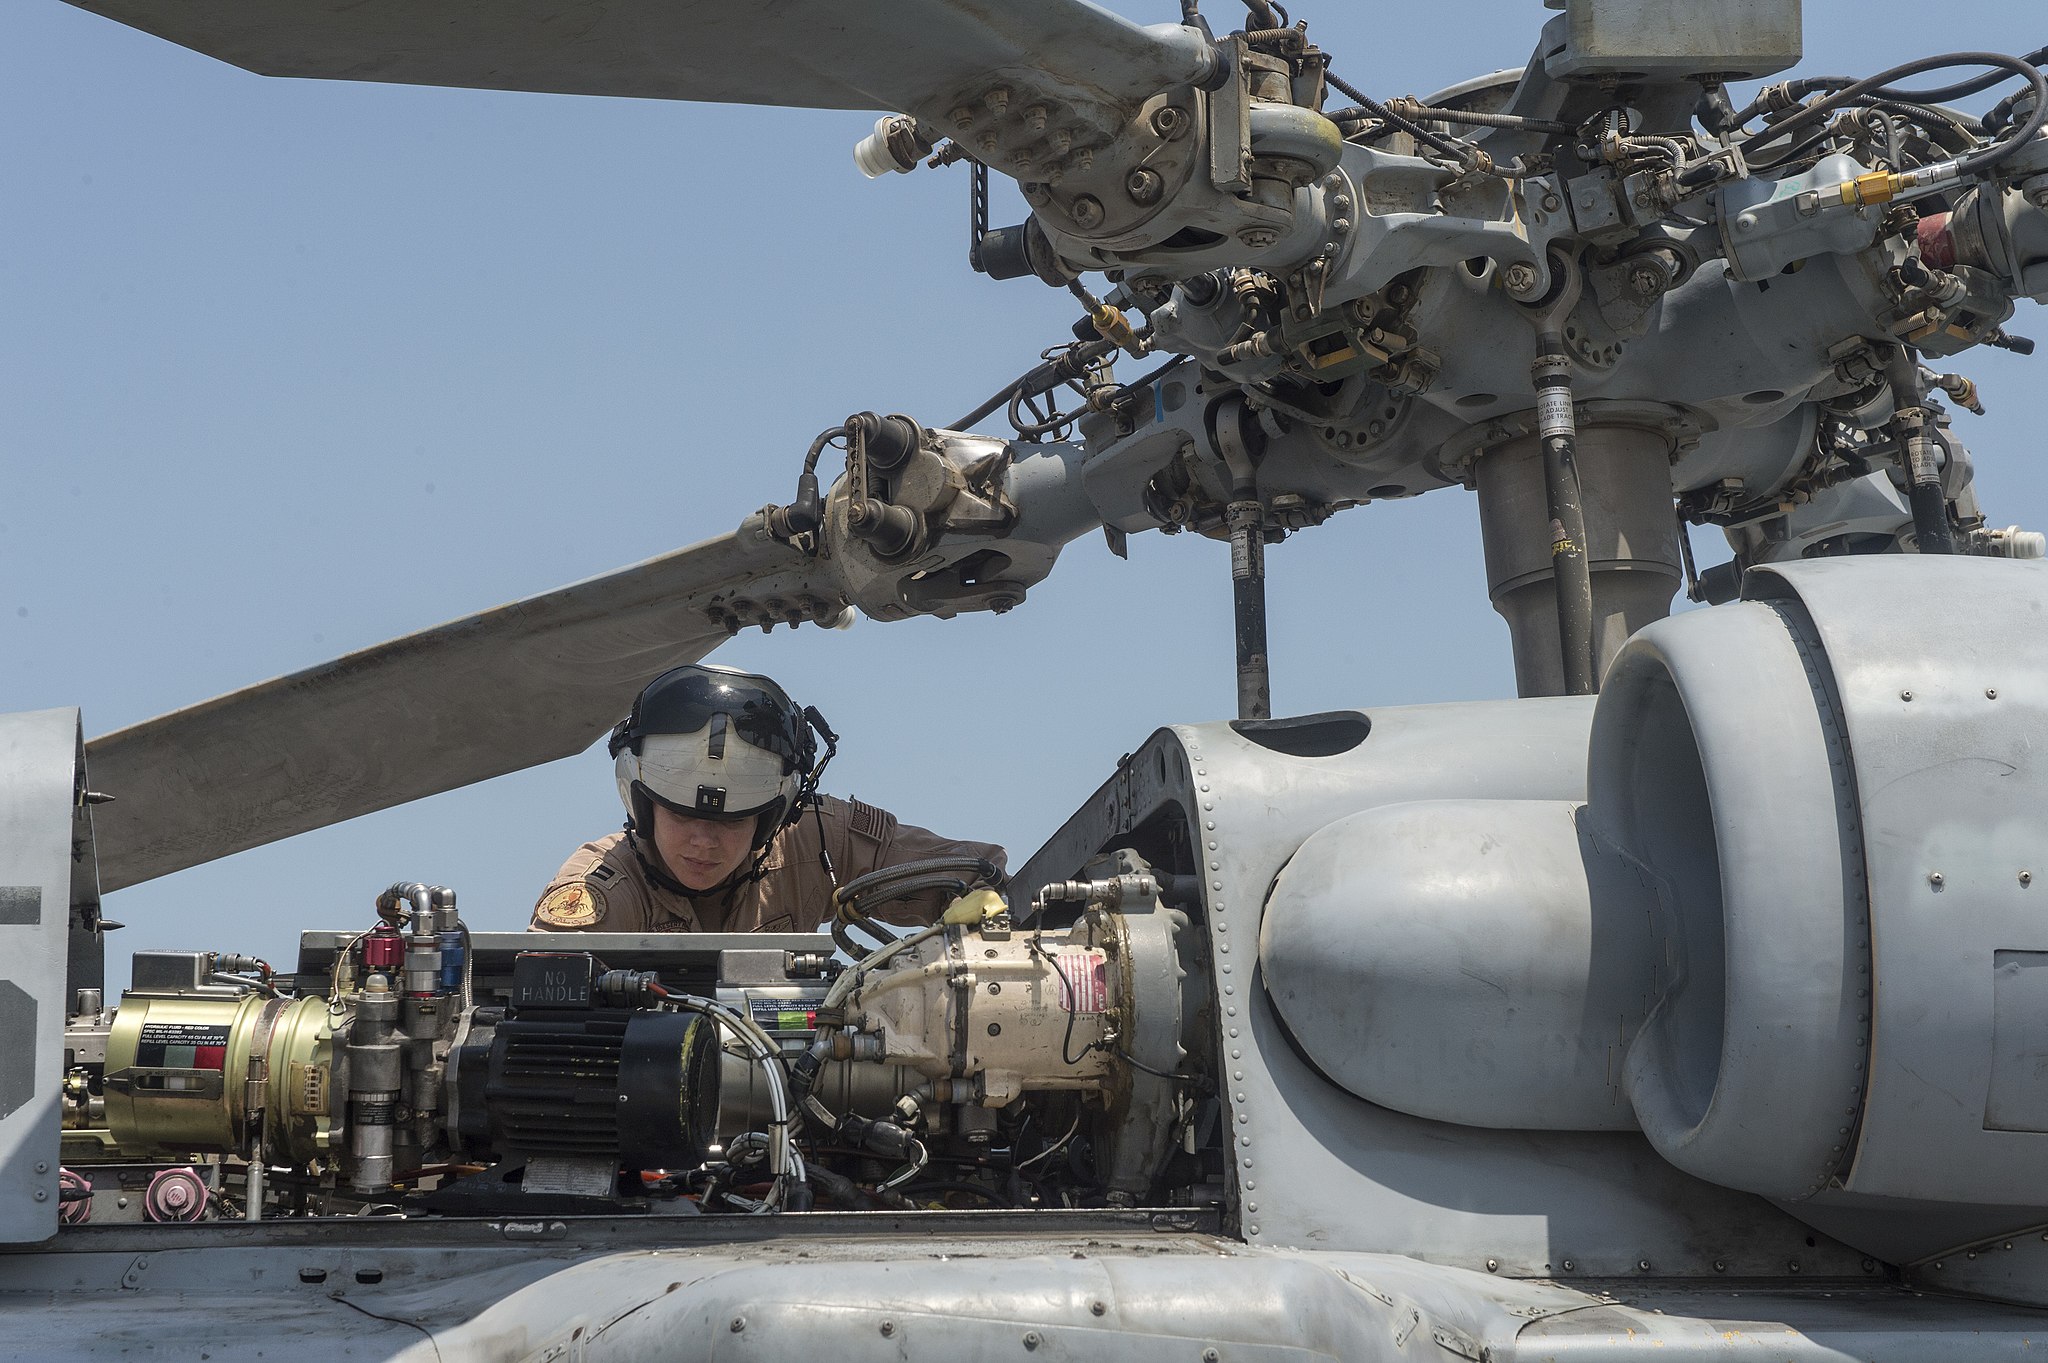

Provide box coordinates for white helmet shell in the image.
[614,725,796,821]
[609,665,810,839]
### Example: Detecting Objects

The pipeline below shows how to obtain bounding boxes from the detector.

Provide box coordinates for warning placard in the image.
[135,1022,229,1070]
[1054,948,1109,1014]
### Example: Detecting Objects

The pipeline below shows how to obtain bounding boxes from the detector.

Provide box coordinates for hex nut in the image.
[1151,106,1192,141]
[1070,195,1106,230]
[1126,168,1164,206]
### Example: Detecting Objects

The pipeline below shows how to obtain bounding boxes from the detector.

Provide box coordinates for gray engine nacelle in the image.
[1264,556,2048,1210]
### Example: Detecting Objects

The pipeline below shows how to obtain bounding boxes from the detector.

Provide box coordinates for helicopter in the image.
[6,0,2048,1358]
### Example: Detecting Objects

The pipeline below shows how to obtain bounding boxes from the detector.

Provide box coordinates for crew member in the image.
[530,663,1005,934]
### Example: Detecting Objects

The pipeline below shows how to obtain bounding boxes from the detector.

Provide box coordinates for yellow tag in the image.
[534,882,607,929]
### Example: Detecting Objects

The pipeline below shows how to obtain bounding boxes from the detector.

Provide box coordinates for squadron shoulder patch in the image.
[534,882,607,929]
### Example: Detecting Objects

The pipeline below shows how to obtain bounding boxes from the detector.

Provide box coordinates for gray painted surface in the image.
[0,709,79,1243]
[57,0,1211,120]
[1022,697,1872,1277]
[1751,558,2048,1206]
[1594,597,1869,1201]
[1263,798,1657,1131]
[84,520,822,890]
[5,1221,2047,1361]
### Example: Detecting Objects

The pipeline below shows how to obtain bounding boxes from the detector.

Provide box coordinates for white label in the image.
[1537,389,1575,440]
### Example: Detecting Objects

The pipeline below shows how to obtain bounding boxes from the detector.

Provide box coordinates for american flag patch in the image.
[848,798,888,842]
[1054,947,1109,1013]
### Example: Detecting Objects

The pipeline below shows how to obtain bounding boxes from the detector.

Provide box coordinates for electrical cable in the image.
[1735,52,2048,178]
[1015,1111,1083,1172]
[1324,70,1477,164]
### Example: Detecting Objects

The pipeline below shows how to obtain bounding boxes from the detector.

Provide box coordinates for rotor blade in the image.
[84,517,839,892]
[63,0,1213,117]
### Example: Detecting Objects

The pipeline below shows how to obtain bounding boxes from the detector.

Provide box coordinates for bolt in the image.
[1203,1352,1222,1363]
[1332,217,1352,235]
[1150,105,1191,140]
[2032,186,2048,210]
[1125,167,1164,206]
[1090,1301,1107,1316]
[1485,1258,1500,1273]
[950,106,976,130]
[1070,195,1106,230]
[988,981,1002,994]
[1237,227,1280,249]
[1862,1259,1878,1273]
[1929,871,1945,888]
[1627,263,1667,300]
[1023,104,1048,134]
[987,1022,1002,1037]
[1023,1331,1043,1351]
[731,1317,747,1333]
[1022,182,1050,206]
[1901,689,1914,701]
[2022,871,2033,886]
[1789,1260,1802,1273]
[1500,261,1540,297]
[978,134,999,156]
[880,1321,896,1338]
[1713,1260,1727,1272]
[1638,1260,1652,1272]
[33,1163,46,1174]
[984,87,1011,115]
[32,1190,46,1202]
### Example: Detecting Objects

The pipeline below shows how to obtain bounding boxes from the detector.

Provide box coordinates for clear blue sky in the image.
[5,0,2045,984]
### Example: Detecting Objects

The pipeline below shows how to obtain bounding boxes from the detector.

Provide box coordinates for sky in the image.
[5,0,2046,988]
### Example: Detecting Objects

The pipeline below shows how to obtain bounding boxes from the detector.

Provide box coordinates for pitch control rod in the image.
[1214,396,1271,720]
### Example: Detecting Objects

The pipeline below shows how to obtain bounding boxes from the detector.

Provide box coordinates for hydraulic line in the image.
[1735,52,2048,178]
[1895,408,1957,554]
[1532,347,1596,696]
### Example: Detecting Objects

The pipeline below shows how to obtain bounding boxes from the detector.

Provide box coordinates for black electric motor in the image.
[449,953,721,1171]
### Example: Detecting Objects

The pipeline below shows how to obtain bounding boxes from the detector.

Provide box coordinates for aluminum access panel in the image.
[0,708,87,1243]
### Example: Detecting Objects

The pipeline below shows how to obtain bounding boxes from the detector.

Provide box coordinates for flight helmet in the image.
[608,663,821,854]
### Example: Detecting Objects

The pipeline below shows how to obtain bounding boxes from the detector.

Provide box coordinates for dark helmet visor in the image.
[616,666,806,772]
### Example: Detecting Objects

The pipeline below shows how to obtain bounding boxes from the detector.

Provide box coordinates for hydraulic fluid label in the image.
[748,998,821,1032]
[135,1021,230,1070]
[1054,948,1109,1014]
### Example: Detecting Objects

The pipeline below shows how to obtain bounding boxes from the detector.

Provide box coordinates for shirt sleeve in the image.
[529,840,624,931]
[829,796,1008,926]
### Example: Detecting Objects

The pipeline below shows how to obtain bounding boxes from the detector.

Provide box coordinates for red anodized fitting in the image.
[362,924,406,972]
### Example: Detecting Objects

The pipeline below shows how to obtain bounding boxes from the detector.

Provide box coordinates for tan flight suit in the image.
[529,794,1006,934]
